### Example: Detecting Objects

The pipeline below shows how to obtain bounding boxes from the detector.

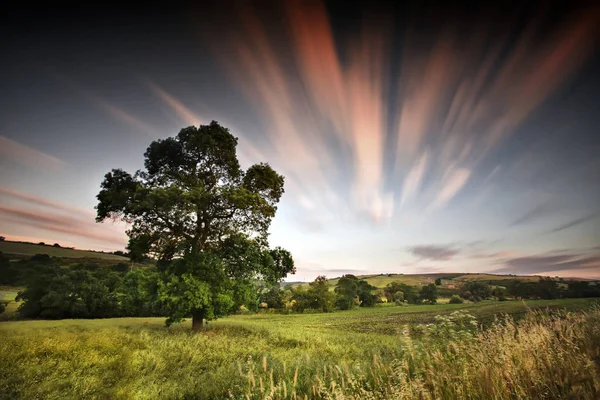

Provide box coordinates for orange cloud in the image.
[210,1,599,220]
[215,1,394,223]
[0,136,65,171]
[0,187,94,217]
[146,81,203,126]
[0,203,127,248]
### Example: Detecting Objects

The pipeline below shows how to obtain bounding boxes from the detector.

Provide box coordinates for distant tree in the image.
[435,278,442,286]
[0,252,18,285]
[96,122,295,330]
[335,274,360,310]
[356,279,377,307]
[449,295,463,304]
[420,283,438,304]
[374,288,386,303]
[306,275,335,312]
[30,254,52,263]
[393,291,404,305]
[38,242,45,246]
[112,262,130,273]
[52,243,61,248]
[0,302,5,314]
[383,281,403,302]
[113,250,126,257]
[17,268,121,319]
[0,236,5,241]
[537,277,561,299]
[384,281,420,304]
[262,284,286,310]
[491,286,508,301]
[289,287,311,313]
[118,269,164,317]
[460,281,492,300]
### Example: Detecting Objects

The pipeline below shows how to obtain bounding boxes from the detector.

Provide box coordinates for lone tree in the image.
[96,121,295,330]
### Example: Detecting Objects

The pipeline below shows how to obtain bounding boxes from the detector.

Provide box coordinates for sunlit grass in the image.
[1,298,598,399]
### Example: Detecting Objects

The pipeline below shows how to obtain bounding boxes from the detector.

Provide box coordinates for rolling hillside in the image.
[288,272,584,293]
[0,241,128,261]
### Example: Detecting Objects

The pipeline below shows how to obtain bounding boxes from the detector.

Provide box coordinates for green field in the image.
[0,241,128,261]
[290,272,549,291]
[1,298,598,399]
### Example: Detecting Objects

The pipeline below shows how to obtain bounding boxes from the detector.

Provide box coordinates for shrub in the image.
[449,295,464,304]
[393,291,404,305]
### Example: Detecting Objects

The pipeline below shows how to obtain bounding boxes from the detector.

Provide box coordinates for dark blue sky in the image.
[1,1,599,279]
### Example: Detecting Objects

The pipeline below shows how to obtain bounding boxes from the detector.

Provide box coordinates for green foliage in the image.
[449,294,464,304]
[96,122,294,328]
[384,281,421,304]
[419,283,438,304]
[261,284,286,310]
[393,291,404,305]
[289,276,335,313]
[307,275,335,312]
[334,274,377,309]
[334,275,359,310]
[374,288,386,303]
[16,267,121,319]
[118,269,165,317]
[509,277,564,299]
[435,277,442,285]
[460,281,492,300]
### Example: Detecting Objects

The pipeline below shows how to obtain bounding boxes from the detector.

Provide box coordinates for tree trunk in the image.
[192,310,205,332]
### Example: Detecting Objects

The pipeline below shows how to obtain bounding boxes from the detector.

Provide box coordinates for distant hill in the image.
[0,241,128,261]
[288,272,587,292]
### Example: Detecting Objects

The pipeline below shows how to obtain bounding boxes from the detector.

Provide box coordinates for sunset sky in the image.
[1,1,599,280]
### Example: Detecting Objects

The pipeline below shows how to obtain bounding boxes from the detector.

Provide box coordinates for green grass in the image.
[0,289,22,321]
[0,241,128,261]
[1,298,598,399]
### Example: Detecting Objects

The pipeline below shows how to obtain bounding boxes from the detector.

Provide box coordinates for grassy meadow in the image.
[1,297,599,399]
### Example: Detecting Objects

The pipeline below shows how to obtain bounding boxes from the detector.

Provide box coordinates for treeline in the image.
[457,278,600,301]
[1,253,167,319]
[261,275,440,313]
[2,253,599,319]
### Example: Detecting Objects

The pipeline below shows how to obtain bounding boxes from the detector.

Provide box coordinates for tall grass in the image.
[0,302,598,399]
[238,308,600,399]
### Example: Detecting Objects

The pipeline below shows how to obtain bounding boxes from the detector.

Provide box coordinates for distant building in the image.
[448,284,456,289]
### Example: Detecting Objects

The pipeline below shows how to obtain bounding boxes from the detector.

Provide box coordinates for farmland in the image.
[0,241,128,261]
[1,298,598,399]
[290,272,548,292]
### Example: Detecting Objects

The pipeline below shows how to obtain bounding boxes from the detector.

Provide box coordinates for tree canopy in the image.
[96,121,295,330]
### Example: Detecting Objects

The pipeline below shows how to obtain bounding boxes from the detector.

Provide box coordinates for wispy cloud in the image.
[0,187,94,217]
[400,152,428,206]
[493,253,600,275]
[0,190,127,249]
[146,81,203,126]
[546,212,598,234]
[91,96,159,137]
[409,245,459,261]
[431,167,471,209]
[214,1,393,224]
[58,74,160,137]
[209,1,599,222]
[0,136,65,171]
[511,201,557,226]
